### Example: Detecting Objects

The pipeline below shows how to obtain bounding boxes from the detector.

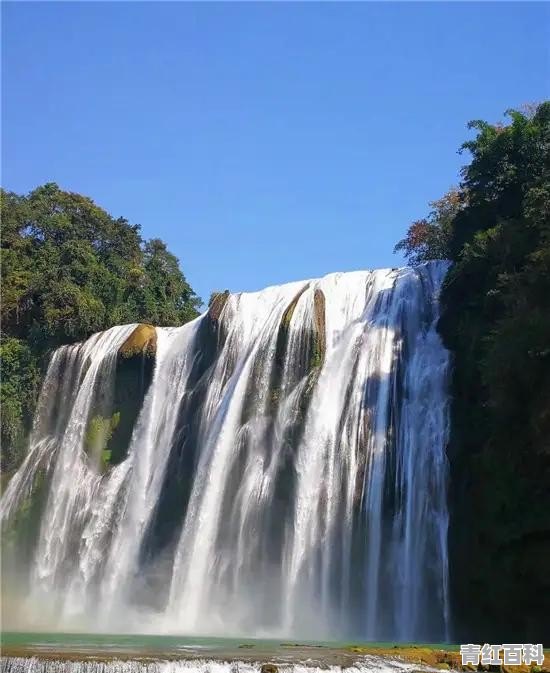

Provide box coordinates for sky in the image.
[2,2,549,306]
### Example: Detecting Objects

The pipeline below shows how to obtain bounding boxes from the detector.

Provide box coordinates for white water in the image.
[28,326,137,622]
[1,658,439,673]
[1,262,450,642]
[99,322,202,623]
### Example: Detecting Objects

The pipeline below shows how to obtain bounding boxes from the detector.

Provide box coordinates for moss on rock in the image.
[84,412,120,472]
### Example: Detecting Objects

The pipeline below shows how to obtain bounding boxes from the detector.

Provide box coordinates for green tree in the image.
[400,102,550,642]
[0,183,201,473]
[0,339,40,472]
[394,188,463,265]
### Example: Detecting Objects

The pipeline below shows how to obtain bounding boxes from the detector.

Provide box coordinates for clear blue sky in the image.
[2,2,549,305]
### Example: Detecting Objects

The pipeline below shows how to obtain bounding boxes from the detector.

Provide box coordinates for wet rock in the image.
[261,665,278,673]
[112,325,156,465]
[200,290,231,362]
[208,290,230,322]
[281,284,310,329]
[119,324,157,358]
[273,285,310,375]
[312,288,326,368]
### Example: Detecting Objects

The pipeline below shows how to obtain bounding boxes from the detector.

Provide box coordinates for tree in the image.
[393,188,463,265]
[0,183,201,472]
[0,338,40,472]
[430,102,550,642]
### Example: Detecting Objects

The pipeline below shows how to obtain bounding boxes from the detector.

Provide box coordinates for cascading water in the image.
[0,262,450,642]
[1,656,442,673]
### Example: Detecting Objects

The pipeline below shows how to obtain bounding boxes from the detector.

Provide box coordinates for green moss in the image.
[84,412,120,471]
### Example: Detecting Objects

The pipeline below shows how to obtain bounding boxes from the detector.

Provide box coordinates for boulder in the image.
[119,324,157,359]
[261,665,278,673]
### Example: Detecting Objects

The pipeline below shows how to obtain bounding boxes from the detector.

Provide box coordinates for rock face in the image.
[208,290,230,323]
[312,288,326,368]
[119,324,157,358]
[282,285,310,328]
[275,285,310,371]
[110,324,157,465]
[275,285,326,373]
[197,291,230,361]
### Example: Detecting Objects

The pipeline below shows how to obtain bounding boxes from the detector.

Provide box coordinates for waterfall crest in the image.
[1,262,450,641]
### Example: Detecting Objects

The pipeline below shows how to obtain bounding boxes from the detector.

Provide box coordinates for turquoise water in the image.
[0,631,460,655]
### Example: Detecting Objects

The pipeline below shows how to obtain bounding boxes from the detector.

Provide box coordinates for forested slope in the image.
[0,183,200,474]
[396,101,550,641]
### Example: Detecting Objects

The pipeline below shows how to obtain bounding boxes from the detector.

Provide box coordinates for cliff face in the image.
[75,324,159,473]
[109,324,157,466]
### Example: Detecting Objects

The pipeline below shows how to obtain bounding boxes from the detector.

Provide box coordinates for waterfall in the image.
[98,322,202,624]
[1,262,450,642]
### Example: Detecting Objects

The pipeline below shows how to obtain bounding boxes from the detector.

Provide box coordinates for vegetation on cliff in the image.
[84,411,121,472]
[0,183,200,473]
[396,101,550,641]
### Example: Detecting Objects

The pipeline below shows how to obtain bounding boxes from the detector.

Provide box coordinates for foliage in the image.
[439,102,550,433]
[393,188,463,265]
[398,101,550,641]
[0,338,40,473]
[1,183,201,345]
[0,183,201,472]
